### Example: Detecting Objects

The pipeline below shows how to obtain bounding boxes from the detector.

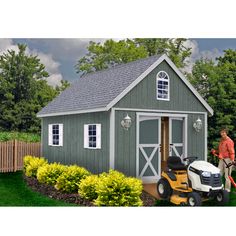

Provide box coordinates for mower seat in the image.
[167,156,187,170]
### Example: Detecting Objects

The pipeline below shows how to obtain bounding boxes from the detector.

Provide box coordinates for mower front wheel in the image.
[157,178,173,199]
[187,192,202,206]
[215,190,229,206]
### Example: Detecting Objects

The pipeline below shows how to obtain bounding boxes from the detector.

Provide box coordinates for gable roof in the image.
[37,54,213,117]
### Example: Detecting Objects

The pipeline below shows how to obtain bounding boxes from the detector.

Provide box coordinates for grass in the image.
[0,131,40,142]
[155,171,236,207]
[0,171,76,206]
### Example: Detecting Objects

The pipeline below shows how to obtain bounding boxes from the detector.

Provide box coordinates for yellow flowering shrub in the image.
[37,163,67,186]
[55,165,91,193]
[94,170,143,206]
[24,156,48,178]
[78,175,100,201]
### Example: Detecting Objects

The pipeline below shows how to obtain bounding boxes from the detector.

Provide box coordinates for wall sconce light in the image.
[193,117,202,132]
[121,114,132,130]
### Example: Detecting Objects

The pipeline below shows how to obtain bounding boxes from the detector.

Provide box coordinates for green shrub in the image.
[0,132,40,142]
[24,156,48,177]
[55,165,91,193]
[23,155,34,171]
[78,175,100,201]
[37,163,67,186]
[94,170,143,206]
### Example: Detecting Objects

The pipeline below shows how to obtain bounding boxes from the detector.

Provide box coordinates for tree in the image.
[190,49,236,150]
[0,44,67,132]
[75,39,148,74]
[134,38,191,68]
[75,38,192,75]
[56,79,70,93]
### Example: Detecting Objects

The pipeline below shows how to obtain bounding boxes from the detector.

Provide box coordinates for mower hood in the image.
[189,161,220,174]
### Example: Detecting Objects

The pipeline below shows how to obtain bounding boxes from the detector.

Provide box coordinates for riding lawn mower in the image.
[157,156,229,206]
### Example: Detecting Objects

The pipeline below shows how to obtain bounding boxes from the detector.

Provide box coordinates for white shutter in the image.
[59,124,63,146]
[96,124,101,149]
[84,124,89,148]
[48,124,52,146]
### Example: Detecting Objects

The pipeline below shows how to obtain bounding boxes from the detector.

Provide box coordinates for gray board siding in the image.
[114,61,207,113]
[114,111,137,177]
[114,110,206,178]
[42,112,110,174]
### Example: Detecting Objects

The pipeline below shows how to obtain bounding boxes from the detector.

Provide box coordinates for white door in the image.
[169,117,187,159]
[137,116,161,183]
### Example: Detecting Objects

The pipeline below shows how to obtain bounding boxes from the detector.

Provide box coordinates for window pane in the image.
[53,124,59,130]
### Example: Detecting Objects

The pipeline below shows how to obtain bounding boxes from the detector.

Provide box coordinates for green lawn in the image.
[0,171,76,206]
[155,171,236,207]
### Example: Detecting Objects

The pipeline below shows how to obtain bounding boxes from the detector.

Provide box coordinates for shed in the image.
[37,54,213,183]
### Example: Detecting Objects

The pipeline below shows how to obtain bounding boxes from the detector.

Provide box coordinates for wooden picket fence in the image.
[0,140,41,173]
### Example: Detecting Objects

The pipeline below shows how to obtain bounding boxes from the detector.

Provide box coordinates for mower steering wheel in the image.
[183,156,198,163]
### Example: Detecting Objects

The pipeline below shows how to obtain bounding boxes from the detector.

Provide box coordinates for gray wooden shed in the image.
[37,54,213,183]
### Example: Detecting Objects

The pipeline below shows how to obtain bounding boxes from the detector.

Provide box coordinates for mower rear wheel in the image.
[187,192,202,206]
[157,178,172,199]
[215,190,229,206]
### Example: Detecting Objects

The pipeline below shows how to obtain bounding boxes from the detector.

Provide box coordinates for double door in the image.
[137,114,187,183]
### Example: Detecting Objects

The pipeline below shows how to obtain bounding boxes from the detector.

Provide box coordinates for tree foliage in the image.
[189,49,236,147]
[0,44,68,133]
[134,38,191,68]
[75,38,192,74]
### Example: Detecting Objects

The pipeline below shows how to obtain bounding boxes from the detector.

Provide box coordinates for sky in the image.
[0,38,235,87]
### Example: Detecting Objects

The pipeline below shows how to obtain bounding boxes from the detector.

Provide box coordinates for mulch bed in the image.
[24,175,156,206]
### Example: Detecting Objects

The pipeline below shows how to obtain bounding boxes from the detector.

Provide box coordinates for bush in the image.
[24,156,48,178]
[23,155,34,171]
[37,163,67,186]
[94,170,143,206]
[55,165,91,193]
[0,132,40,142]
[78,175,100,201]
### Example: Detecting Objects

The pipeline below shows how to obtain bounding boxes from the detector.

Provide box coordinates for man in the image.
[212,128,235,192]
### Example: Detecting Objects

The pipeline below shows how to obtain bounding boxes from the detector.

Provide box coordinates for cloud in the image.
[0,38,19,53]
[0,39,63,87]
[47,73,63,87]
[183,39,223,73]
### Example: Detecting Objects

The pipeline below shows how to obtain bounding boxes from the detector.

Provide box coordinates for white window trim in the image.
[156,70,170,101]
[84,123,101,149]
[48,123,63,147]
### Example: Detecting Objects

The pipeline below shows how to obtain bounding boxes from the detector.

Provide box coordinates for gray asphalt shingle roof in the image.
[37,55,162,116]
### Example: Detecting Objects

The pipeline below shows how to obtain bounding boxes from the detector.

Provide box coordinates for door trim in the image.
[136,112,188,183]
[169,117,188,160]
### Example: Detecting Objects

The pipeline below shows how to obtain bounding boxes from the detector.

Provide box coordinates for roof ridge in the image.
[80,54,162,79]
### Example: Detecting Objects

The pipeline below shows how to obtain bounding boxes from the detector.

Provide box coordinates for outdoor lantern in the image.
[193,117,202,132]
[121,114,132,130]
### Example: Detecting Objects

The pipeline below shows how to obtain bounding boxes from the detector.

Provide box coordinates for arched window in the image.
[156,71,170,101]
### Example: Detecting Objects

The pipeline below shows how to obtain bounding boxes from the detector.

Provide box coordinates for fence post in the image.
[14,139,18,172]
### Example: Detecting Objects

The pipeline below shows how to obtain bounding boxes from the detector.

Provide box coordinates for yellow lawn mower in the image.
[157,156,229,206]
